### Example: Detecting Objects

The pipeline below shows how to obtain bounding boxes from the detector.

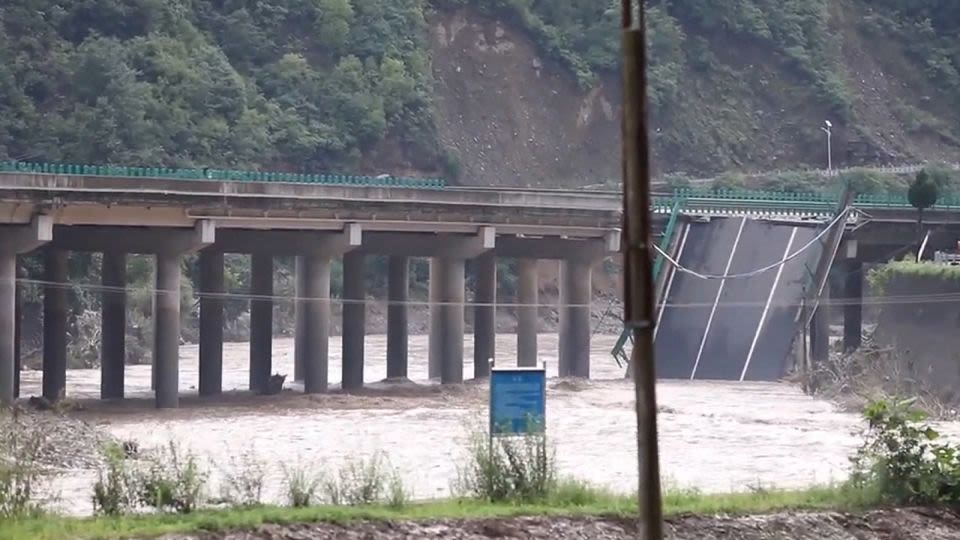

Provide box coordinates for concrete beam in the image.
[494,234,616,261]
[359,227,494,258]
[212,224,362,255]
[50,221,215,254]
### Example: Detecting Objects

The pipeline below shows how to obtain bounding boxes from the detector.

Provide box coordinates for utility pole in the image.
[621,1,663,539]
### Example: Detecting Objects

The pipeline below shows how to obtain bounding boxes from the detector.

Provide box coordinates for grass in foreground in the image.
[0,484,877,540]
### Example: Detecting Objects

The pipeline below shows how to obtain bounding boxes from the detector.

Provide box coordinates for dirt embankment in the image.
[158,508,960,539]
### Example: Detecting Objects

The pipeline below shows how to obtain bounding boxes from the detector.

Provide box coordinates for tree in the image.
[907,169,940,244]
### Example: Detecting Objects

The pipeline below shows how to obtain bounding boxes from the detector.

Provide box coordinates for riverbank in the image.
[0,486,900,540]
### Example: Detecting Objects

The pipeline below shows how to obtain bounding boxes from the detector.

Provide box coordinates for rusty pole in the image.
[621,1,664,538]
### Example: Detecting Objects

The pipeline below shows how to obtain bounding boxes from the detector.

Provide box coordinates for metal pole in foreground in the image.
[621,1,663,538]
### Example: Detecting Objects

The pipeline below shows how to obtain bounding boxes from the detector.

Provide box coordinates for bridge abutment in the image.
[199,250,224,397]
[101,251,126,399]
[342,251,366,391]
[249,253,273,393]
[43,248,69,403]
[472,253,496,379]
[386,255,409,380]
[559,259,592,378]
[517,258,539,368]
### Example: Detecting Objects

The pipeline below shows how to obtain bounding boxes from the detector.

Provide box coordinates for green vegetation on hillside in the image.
[0,0,443,175]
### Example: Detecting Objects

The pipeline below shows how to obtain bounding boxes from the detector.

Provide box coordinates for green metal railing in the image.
[0,160,446,189]
[663,187,960,211]
[611,198,685,367]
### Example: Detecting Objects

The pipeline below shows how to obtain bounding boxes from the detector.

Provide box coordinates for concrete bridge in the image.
[0,171,621,407]
[4,164,960,406]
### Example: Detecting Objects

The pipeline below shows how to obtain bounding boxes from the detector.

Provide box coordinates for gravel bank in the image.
[155,508,960,539]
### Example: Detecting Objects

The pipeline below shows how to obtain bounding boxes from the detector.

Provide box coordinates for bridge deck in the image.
[655,217,822,381]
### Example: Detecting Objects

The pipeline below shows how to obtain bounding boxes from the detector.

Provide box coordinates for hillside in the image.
[0,0,958,186]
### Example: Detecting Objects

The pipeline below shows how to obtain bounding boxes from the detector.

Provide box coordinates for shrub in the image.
[92,443,138,516]
[453,424,556,503]
[0,415,51,518]
[137,442,208,514]
[320,452,404,506]
[218,449,266,507]
[282,463,321,508]
[848,398,960,505]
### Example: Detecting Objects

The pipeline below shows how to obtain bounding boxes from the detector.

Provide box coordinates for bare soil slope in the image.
[427,5,960,185]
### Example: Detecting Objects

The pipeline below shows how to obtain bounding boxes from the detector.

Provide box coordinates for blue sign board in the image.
[489,367,546,435]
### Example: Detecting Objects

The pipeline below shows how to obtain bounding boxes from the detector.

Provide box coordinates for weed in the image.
[91,443,138,516]
[0,414,51,518]
[282,463,320,508]
[137,441,208,514]
[849,398,960,505]
[453,423,556,503]
[320,452,405,507]
[218,449,266,507]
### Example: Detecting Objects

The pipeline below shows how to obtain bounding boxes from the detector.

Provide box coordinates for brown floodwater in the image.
[18,334,886,516]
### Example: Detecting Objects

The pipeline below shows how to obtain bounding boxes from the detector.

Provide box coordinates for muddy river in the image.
[19,334,873,516]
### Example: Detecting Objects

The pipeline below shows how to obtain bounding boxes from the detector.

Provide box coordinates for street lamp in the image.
[821,120,833,172]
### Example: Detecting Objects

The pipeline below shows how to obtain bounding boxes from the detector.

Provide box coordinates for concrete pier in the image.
[13,263,22,399]
[294,256,306,382]
[517,258,539,368]
[199,250,224,396]
[302,254,331,394]
[154,252,181,409]
[428,259,442,380]
[101,252,126,399]
[342,252,366,391]
[844,260,863,352]
[810,293,831,368]
[432,257,465,384]
[249,253,273,393]
[0,253,15,404]
[559,259,591,378]
[386,256,409,379]
[473,253,496,378]
[43,249,68,402]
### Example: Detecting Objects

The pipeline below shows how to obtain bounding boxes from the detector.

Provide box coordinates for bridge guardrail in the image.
[0,160,446,189]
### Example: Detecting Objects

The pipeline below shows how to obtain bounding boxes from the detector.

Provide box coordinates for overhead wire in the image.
[13,276,960,309]
[651,207,853,280]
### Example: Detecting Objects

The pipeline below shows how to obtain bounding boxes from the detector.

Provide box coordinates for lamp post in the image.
[821,120,833,172]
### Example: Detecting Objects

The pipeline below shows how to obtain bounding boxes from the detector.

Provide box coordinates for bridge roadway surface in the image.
[3,171,960,405]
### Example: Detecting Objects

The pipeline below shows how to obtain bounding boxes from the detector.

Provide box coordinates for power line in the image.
[13,266,960,311]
